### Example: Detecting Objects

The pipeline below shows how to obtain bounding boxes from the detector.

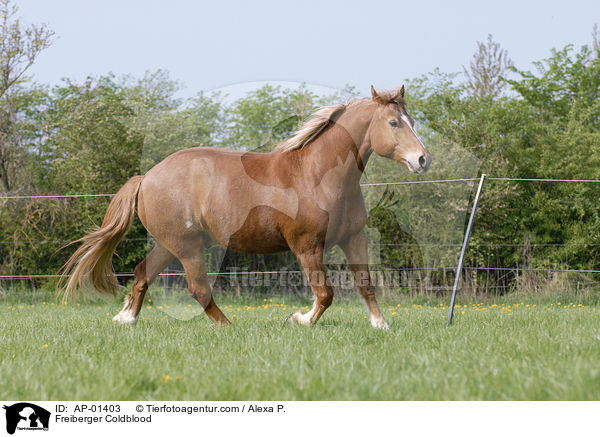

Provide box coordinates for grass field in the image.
[1,288,599,400]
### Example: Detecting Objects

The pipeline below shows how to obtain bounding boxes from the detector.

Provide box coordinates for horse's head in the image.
[367,85,432,173]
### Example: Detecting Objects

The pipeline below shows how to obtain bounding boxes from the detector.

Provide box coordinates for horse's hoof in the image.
[112,311,138,325]
[371,319,389,330]
[287,310,311,326]
[287,311,300,325]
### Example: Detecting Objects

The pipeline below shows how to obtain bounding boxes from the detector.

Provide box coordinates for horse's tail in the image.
[59,175,144,301]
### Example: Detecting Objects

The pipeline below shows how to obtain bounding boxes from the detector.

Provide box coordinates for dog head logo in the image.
[3,403,50,435]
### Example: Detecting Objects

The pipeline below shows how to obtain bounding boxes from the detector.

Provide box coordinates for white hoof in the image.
[371,318,389,330]
[288,310,313,326]
[112,310,139,325]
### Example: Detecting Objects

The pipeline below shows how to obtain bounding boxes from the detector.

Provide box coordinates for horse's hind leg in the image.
[179,243,230,326]
[113,244,174,324]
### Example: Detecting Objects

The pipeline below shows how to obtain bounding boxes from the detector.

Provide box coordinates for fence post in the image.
[447,174,487,325]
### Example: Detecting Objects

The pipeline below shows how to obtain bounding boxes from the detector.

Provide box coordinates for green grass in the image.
[1,289,599,400]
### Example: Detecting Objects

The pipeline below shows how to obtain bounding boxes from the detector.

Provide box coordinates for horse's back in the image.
[137,147,295,251]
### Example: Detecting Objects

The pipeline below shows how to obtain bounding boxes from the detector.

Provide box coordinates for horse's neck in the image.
[298,106,373,187]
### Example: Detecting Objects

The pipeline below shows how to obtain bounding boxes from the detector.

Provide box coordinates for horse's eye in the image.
[389,120,399,127]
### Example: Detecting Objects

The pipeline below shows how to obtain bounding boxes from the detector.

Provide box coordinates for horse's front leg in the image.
[340,231,388,329]
[289,247,333,326]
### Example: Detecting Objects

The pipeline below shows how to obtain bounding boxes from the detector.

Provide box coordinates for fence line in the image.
[463,266,600,274]
[2,265,600,280]
[487,177,600,183]
[0,193,115,200]
[3,176,600,288]
[360,178,478,186]
[3,176,600,201]
[372,243,600,247]
[0,268,425,279]
[0,178,477,200]
[0,238,149,244]
[3,239,600,247]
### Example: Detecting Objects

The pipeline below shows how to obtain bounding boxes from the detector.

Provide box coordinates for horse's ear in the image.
[400,84,405,98]
[371,85,384,104]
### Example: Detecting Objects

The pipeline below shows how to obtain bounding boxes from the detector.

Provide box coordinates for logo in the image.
[2,403,50,435]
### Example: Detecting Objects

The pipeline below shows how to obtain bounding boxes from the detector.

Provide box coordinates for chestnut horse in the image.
[61,85,431,328]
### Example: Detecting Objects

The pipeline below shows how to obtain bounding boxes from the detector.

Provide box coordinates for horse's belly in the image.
[206,205,290,254]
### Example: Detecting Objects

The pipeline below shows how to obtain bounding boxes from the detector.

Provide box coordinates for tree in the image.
[9,76,150,277]
[506,43,600,268]
[0,0,54,191]
[463,34,513,100]
[223,84,317,152]
[122,70,225,172]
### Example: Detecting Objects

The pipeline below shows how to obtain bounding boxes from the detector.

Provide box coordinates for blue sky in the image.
[17,0,600,98]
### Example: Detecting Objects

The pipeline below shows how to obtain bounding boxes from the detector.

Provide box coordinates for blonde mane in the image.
[274,86,405,154]
[274,104,346,153]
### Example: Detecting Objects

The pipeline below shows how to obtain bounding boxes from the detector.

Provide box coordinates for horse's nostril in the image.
[418,155,426,168]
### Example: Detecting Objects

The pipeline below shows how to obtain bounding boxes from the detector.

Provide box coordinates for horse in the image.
[60,85,432,329]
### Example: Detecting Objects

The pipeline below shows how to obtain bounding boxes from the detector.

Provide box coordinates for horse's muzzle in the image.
[418,153,433,172]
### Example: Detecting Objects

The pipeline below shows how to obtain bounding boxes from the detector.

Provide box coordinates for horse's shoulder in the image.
[240,151,297,188]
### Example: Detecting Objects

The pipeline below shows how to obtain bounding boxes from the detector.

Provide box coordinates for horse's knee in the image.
[132,262,149,294]
[132,278,149,294]
[359,286,376,301]
[318,289,334,309]
[189,285,211,308]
